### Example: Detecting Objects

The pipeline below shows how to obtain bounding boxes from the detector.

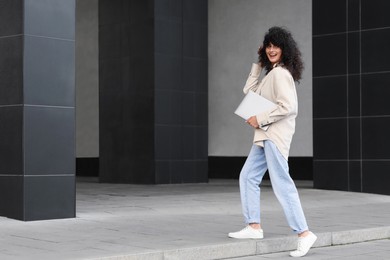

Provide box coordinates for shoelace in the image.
[241,226,251,232]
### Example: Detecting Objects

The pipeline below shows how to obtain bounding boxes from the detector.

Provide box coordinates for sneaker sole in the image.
[228,234,264,239]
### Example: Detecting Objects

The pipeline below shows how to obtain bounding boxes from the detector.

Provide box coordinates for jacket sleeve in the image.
[243,63,262,94]
[255,68,297,129]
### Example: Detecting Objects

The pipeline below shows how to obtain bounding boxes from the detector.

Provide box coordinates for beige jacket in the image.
[243,63,298,160]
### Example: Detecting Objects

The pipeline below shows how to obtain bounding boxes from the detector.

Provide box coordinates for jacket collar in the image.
[273,62,284,68]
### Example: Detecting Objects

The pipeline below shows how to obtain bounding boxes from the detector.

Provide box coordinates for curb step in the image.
[92,226,390,260]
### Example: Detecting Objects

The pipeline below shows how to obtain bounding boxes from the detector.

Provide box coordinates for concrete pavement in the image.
[1,178,390,259]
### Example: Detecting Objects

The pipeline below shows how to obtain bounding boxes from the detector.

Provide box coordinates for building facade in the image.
[0,0,389,221]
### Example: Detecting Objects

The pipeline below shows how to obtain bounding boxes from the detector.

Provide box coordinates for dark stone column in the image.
[99,0,208,184]
[154,0,208,183]
[0,0,76,220]
[99,0,155,183]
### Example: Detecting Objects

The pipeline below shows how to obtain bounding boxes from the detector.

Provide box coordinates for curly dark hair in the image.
[258,26,304,82]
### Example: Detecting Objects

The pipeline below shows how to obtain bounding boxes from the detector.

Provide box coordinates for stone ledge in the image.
[93,227,390,260]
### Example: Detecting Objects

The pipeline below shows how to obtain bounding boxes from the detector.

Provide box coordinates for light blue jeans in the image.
[239,141,308,234]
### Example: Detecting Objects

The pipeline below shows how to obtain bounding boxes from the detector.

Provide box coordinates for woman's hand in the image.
[246,116,259,128]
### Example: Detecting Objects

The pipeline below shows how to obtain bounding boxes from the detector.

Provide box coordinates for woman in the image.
[228,27,317,257]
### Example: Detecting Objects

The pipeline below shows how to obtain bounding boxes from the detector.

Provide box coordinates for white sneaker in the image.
[228,225,264,239]
[290,231,317,257]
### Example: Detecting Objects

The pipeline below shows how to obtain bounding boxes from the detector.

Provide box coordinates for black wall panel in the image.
[0,0,23,37]
[99,0,208,184]
[0,36,23,105]
[361,0,390,29]
[361,29,390,73]
[313,76,347,118]
[313,0,346,35]
[313,0,390,195]
[313,161,349,191]
[361,73,390,116]
[313,34,347,77]
[313,119,348,160]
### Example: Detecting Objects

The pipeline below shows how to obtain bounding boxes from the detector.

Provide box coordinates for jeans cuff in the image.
[246,219,261,224]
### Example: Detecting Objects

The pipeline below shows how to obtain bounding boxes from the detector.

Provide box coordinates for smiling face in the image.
[265,43,282,65]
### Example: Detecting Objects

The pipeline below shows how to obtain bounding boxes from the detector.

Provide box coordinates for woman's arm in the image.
[243,63,263,94]
[255,68,297,129]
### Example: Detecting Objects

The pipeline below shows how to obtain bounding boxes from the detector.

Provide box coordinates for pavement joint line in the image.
[90,226,390,260]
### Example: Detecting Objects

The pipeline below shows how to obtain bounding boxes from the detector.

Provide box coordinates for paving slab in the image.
[0,178,390,259]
